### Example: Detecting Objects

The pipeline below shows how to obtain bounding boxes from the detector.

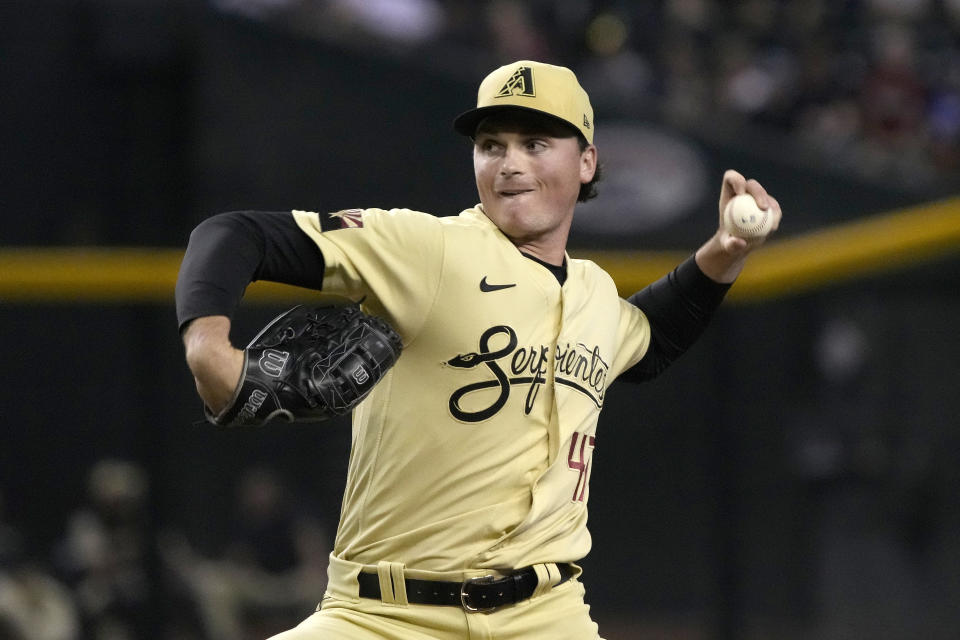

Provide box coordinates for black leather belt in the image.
[356,563,575,612]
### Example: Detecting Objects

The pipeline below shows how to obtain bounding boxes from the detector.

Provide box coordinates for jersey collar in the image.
[461,205,572,267]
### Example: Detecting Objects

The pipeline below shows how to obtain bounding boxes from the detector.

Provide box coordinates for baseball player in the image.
[175,60,781,639]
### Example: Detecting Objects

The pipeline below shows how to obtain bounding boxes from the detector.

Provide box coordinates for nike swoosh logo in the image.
[480,277,516,292]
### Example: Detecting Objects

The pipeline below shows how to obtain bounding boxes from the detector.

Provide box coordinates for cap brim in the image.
[452,105,582,139]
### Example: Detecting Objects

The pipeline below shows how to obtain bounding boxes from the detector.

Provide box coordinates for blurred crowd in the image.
[7,0,958,246]
[0,461,331,640]
[212,0,960,188]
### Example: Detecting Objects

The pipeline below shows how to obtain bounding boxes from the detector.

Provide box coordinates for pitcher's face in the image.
[473,126,595,250]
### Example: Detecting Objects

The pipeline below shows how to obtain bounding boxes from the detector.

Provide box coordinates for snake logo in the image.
[445,325,520,422]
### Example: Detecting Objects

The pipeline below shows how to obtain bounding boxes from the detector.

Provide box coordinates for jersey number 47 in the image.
[567,432,596,502]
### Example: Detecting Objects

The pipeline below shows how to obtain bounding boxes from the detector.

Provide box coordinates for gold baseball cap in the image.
[453,60,594,144]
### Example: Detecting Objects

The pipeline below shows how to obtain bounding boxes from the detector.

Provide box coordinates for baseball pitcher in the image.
[175,60,782,639]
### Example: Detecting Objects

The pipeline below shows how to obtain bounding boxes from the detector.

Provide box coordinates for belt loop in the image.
[376,561,409,606]
[390,563,408,606]
[531,563,561,599]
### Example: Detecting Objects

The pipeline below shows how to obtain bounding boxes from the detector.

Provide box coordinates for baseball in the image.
[723,194,773,239]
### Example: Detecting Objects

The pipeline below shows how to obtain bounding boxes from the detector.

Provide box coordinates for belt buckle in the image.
[460,575,497,613]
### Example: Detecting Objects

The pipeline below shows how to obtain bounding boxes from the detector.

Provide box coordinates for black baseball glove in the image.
[206,304,402,427]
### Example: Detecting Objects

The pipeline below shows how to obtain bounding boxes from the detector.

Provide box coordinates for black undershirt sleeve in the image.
[174,211,327,332]
[619,254,732,382]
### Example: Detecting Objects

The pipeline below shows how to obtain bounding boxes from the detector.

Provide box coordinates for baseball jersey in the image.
[292,205,651,573]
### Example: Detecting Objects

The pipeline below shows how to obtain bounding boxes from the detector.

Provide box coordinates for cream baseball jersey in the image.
[292,206,651,572]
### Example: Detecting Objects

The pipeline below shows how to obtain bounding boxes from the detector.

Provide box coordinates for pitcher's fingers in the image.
[744,179,770,210]
[722,169,747,198]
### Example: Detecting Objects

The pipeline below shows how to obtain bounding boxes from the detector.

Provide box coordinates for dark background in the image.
[2,2,960,639]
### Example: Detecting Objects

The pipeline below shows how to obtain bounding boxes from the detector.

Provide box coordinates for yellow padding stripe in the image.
[1,196,958,304]
[580,195,960,301]
[0,247,314,303]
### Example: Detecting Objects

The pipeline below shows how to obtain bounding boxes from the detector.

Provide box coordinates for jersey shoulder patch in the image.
[330,208,364,228]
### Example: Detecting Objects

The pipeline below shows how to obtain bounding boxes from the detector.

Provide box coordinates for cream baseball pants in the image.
[267,555,602,640]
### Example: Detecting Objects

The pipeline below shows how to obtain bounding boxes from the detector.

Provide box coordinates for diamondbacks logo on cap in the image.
[495,66,535,98]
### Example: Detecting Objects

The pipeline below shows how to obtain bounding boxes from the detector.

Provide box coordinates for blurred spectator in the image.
[328,0,446,46]
[0,489,79,640]
[160,467,329,640]
[0,553,80,640]
[53,459,151,640]
[483,0,553,62]
[784,309,949,636]
[578,12,657,118]
[859,24,927,154]
[658,27,713,127]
